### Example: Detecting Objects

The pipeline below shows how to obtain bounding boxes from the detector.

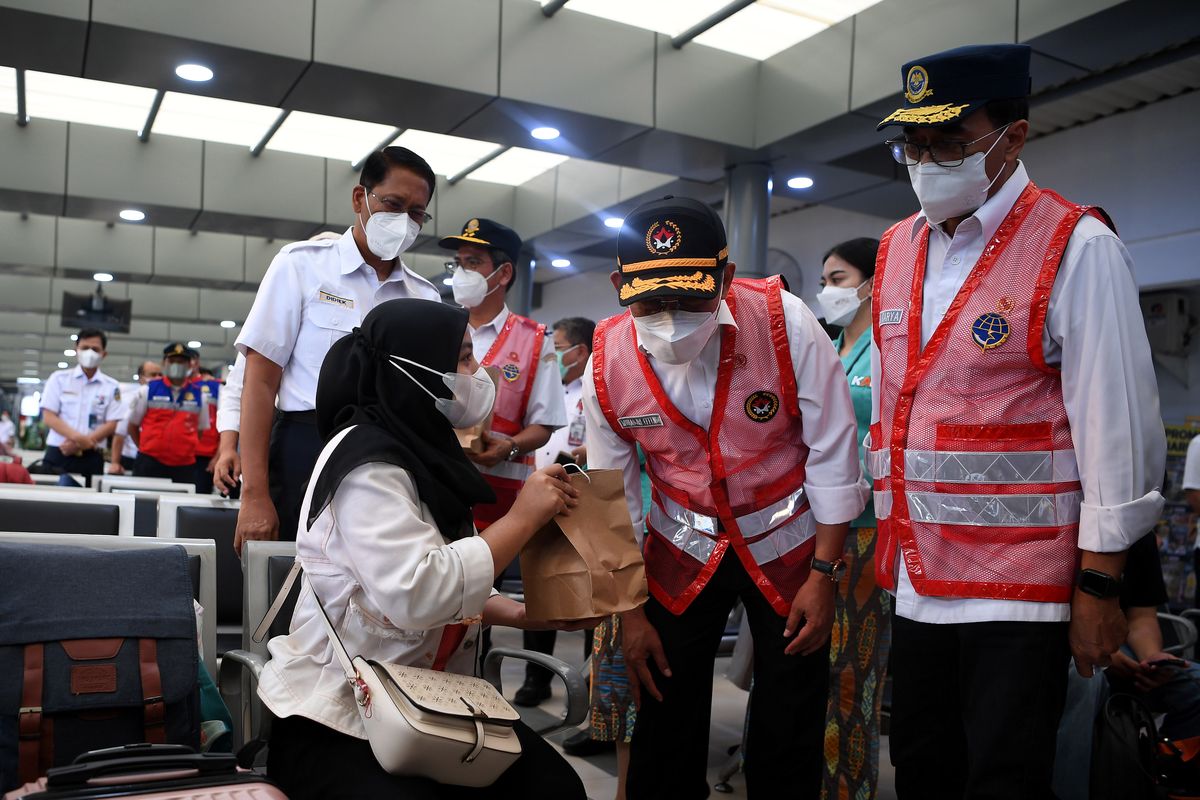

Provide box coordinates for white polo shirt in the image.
[468,306,565,431]
[39,366,125,448]
[236,230,441,412]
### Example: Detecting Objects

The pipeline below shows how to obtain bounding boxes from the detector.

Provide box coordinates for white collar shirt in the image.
[870,162,1166,624]
[468,306,566,430]
[534,376,586,469]
[39,366,125,447]
[236,230,441,412]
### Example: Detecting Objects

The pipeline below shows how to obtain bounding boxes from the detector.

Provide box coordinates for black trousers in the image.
[268,413,323,542]
[267,713,585,800]
[193,455,214,495]
[133,452,195,483]
[627,554,830,800]
[42,446,103,485]
[889,615,1070,800]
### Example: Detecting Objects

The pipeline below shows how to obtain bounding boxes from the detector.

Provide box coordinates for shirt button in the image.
[950,256,961,265]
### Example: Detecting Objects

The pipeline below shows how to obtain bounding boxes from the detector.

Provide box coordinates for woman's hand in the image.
[508,463,580,531]
[482,596,602,631]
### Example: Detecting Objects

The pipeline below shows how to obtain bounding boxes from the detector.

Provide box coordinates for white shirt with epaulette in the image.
[39,365,125,448]
[235,229,441,412]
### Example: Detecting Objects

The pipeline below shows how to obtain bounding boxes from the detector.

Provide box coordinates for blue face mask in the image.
[555,344,583,381]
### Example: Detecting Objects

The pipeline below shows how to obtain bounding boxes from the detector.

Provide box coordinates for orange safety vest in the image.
[139,379,205,467]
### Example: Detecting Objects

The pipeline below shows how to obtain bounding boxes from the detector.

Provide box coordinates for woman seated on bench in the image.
[258,298,588,799]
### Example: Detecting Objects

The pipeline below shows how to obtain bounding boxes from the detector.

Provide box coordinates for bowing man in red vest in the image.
[439,218,567,706]
[871,44,1166,799]
[584,197,866,798]
[126,342,209,483]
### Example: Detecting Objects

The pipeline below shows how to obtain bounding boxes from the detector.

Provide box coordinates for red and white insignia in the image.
[744,391,779,423]
[645,220,682,256]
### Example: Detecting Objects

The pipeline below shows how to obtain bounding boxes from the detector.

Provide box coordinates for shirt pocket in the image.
[297,297,357,367]
[347,592,424,644]
[56,391,82,425]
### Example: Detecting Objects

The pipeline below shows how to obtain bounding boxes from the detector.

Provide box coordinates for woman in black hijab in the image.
[259,298,587,799]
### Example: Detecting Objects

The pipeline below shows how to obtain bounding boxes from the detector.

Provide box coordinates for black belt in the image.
[276,410,318,424]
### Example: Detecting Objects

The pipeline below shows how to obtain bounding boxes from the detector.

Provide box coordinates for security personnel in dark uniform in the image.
[127,343,208,482]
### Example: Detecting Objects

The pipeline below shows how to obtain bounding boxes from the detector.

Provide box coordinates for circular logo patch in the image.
[970,312,1010,351]
[645,220,682,256]
[744,391,779,423]
[905,65,932,103]
[501,363,521,382]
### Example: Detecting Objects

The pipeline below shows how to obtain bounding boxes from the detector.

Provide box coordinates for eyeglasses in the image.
[366,191,432,226]
[884,124,1008,167]
[443,255,495,276]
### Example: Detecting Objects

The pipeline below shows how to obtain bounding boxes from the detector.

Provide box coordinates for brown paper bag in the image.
[454,366,500,454]
[520,468,648,621]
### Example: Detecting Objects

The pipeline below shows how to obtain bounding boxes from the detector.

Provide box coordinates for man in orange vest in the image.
[126,342,208,483]
[584,196,866,798]
[189,360,220,495]
[439,218,566,706]
[870,44,1166,798]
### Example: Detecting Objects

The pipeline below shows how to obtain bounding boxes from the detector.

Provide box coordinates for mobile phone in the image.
[1148,657,1188,669]
[554,451,577,467]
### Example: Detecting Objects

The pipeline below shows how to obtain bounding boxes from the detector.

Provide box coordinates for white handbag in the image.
[254,427,523,787]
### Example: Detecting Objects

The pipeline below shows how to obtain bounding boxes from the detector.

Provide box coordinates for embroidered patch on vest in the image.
[744,391,779,423]
[879,309,904,326]
[318,290,354,308]
[501,363,521,382]
[970,312,1011,351]
[618,413,664,429]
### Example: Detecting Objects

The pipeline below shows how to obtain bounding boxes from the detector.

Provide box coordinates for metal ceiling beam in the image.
[1030,36,1200,109]
[137,90,165,143]
[15,68,27,127]
[448,146,508,185]
[351,127,404,171]
[541,0,570,17]
[250,109,291,157]
[671,0,754,49]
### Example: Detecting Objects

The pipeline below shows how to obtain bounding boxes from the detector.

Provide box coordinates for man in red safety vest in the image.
[127,342,208,483]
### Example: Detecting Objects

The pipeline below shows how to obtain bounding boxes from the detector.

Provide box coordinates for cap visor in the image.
[877,99,987,130]
[617,269,721,307]
[437,234,494,250]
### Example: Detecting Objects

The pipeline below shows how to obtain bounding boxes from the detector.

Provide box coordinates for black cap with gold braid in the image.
[615,196,728,307]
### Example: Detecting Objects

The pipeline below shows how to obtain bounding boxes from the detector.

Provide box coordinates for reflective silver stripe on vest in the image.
[867,449,1078,484]
[648,486,810,565]
[647,502,719,565]
[477,458,533,483]
[907,490,1082,527]
[655,487,808,539]
[874,490,893,520]
[745,509,815,565]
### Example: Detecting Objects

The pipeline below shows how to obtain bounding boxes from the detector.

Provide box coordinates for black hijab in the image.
[307,298,495,539]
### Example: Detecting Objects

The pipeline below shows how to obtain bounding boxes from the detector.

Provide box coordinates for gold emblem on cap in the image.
[905,65,932,103]
[881,102,969,126]
[464,219,480,236]
[619,271,714,301]
[645,220,682,257]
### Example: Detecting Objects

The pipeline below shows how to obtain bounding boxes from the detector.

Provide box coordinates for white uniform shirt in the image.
[39,366,125,448]
[468,306,566,430]
[870,161,1167,624]
[534,377,586,469]
[216,354,245,434]
[258,427,495,739]
[236,231,441,412]
[0,417,14,446]
[1184,435,1200,550]
[116,382,141,458]
[584,295,867,531]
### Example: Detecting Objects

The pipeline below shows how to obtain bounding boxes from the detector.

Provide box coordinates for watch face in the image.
[1079,569,1119,598]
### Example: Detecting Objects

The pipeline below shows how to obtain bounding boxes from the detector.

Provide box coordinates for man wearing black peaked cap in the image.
[869,44,1165,798]
[583,196,866,798]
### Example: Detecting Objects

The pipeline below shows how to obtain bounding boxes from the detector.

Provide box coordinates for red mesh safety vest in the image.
[870,182,1109,602]
[139,379,205,467]
[593,277,812,616]
[472,312,545,530]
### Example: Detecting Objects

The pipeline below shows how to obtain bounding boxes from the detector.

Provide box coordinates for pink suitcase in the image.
[4,744,286,799]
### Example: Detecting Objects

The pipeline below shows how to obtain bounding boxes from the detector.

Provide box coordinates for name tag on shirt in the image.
[318,290,354,309]
[618,413,664,429]
[879,309,904,326]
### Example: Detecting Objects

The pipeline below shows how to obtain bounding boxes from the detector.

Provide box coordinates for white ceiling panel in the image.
[153,92,279,146]
[24,70,156,131]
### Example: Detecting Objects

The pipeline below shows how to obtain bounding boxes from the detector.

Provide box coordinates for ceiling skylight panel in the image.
[24,71,155,131]
[534,0,728,36]
[390,130,502,177]
[265,111,398,163]
[465,147,569,186]
[0,68,16,116]
[694,0,886,59]
[153,92,279,146]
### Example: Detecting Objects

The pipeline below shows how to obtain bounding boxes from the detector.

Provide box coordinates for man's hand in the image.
[59,439,79,457]
[1069,591,1128,677]
[784,574,837,656]
[570,445,587,465]
[234,494,279,557]
[212,447,242,495]
[1136,653,1185,692]
[106,461,125,476]
[71,432,95,452]
[621,605,670,705]
[1106,649,1140,681]
[468,431,512,469]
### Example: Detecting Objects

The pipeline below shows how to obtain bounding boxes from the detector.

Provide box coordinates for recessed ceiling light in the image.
[119,209,145,222]
[57,362,68,369]
[219,320,237,329]
[175,63,214,82]
[64,349,76,357]
[787,176,814,190]
[530,126,560,141]
[93,272,114,282]
[17,377,40,385]
[187,340,202,349]
[767,178,774,193]
[603,217,623,229]
[530,259,537,268]
[69,334,78,341]
[442,277,453,286]
[551,258,571,268]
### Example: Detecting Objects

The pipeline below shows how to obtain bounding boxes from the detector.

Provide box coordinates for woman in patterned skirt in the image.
[816,238,892,800]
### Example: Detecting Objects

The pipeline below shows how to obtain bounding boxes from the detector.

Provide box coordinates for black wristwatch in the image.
[811,557,847,584]
[1078,568,1123,599]
[505,441,521,462]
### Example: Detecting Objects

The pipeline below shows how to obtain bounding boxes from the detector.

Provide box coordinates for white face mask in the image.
[631,286,724,366]
[390,356,496,429]
[77,349,102,369]
[451,267,502,309]
[816,281,869,327]
[358,192,420,260]
[906,125,1009,225]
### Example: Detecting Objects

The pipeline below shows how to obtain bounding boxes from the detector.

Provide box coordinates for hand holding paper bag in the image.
[519,468,648,622]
